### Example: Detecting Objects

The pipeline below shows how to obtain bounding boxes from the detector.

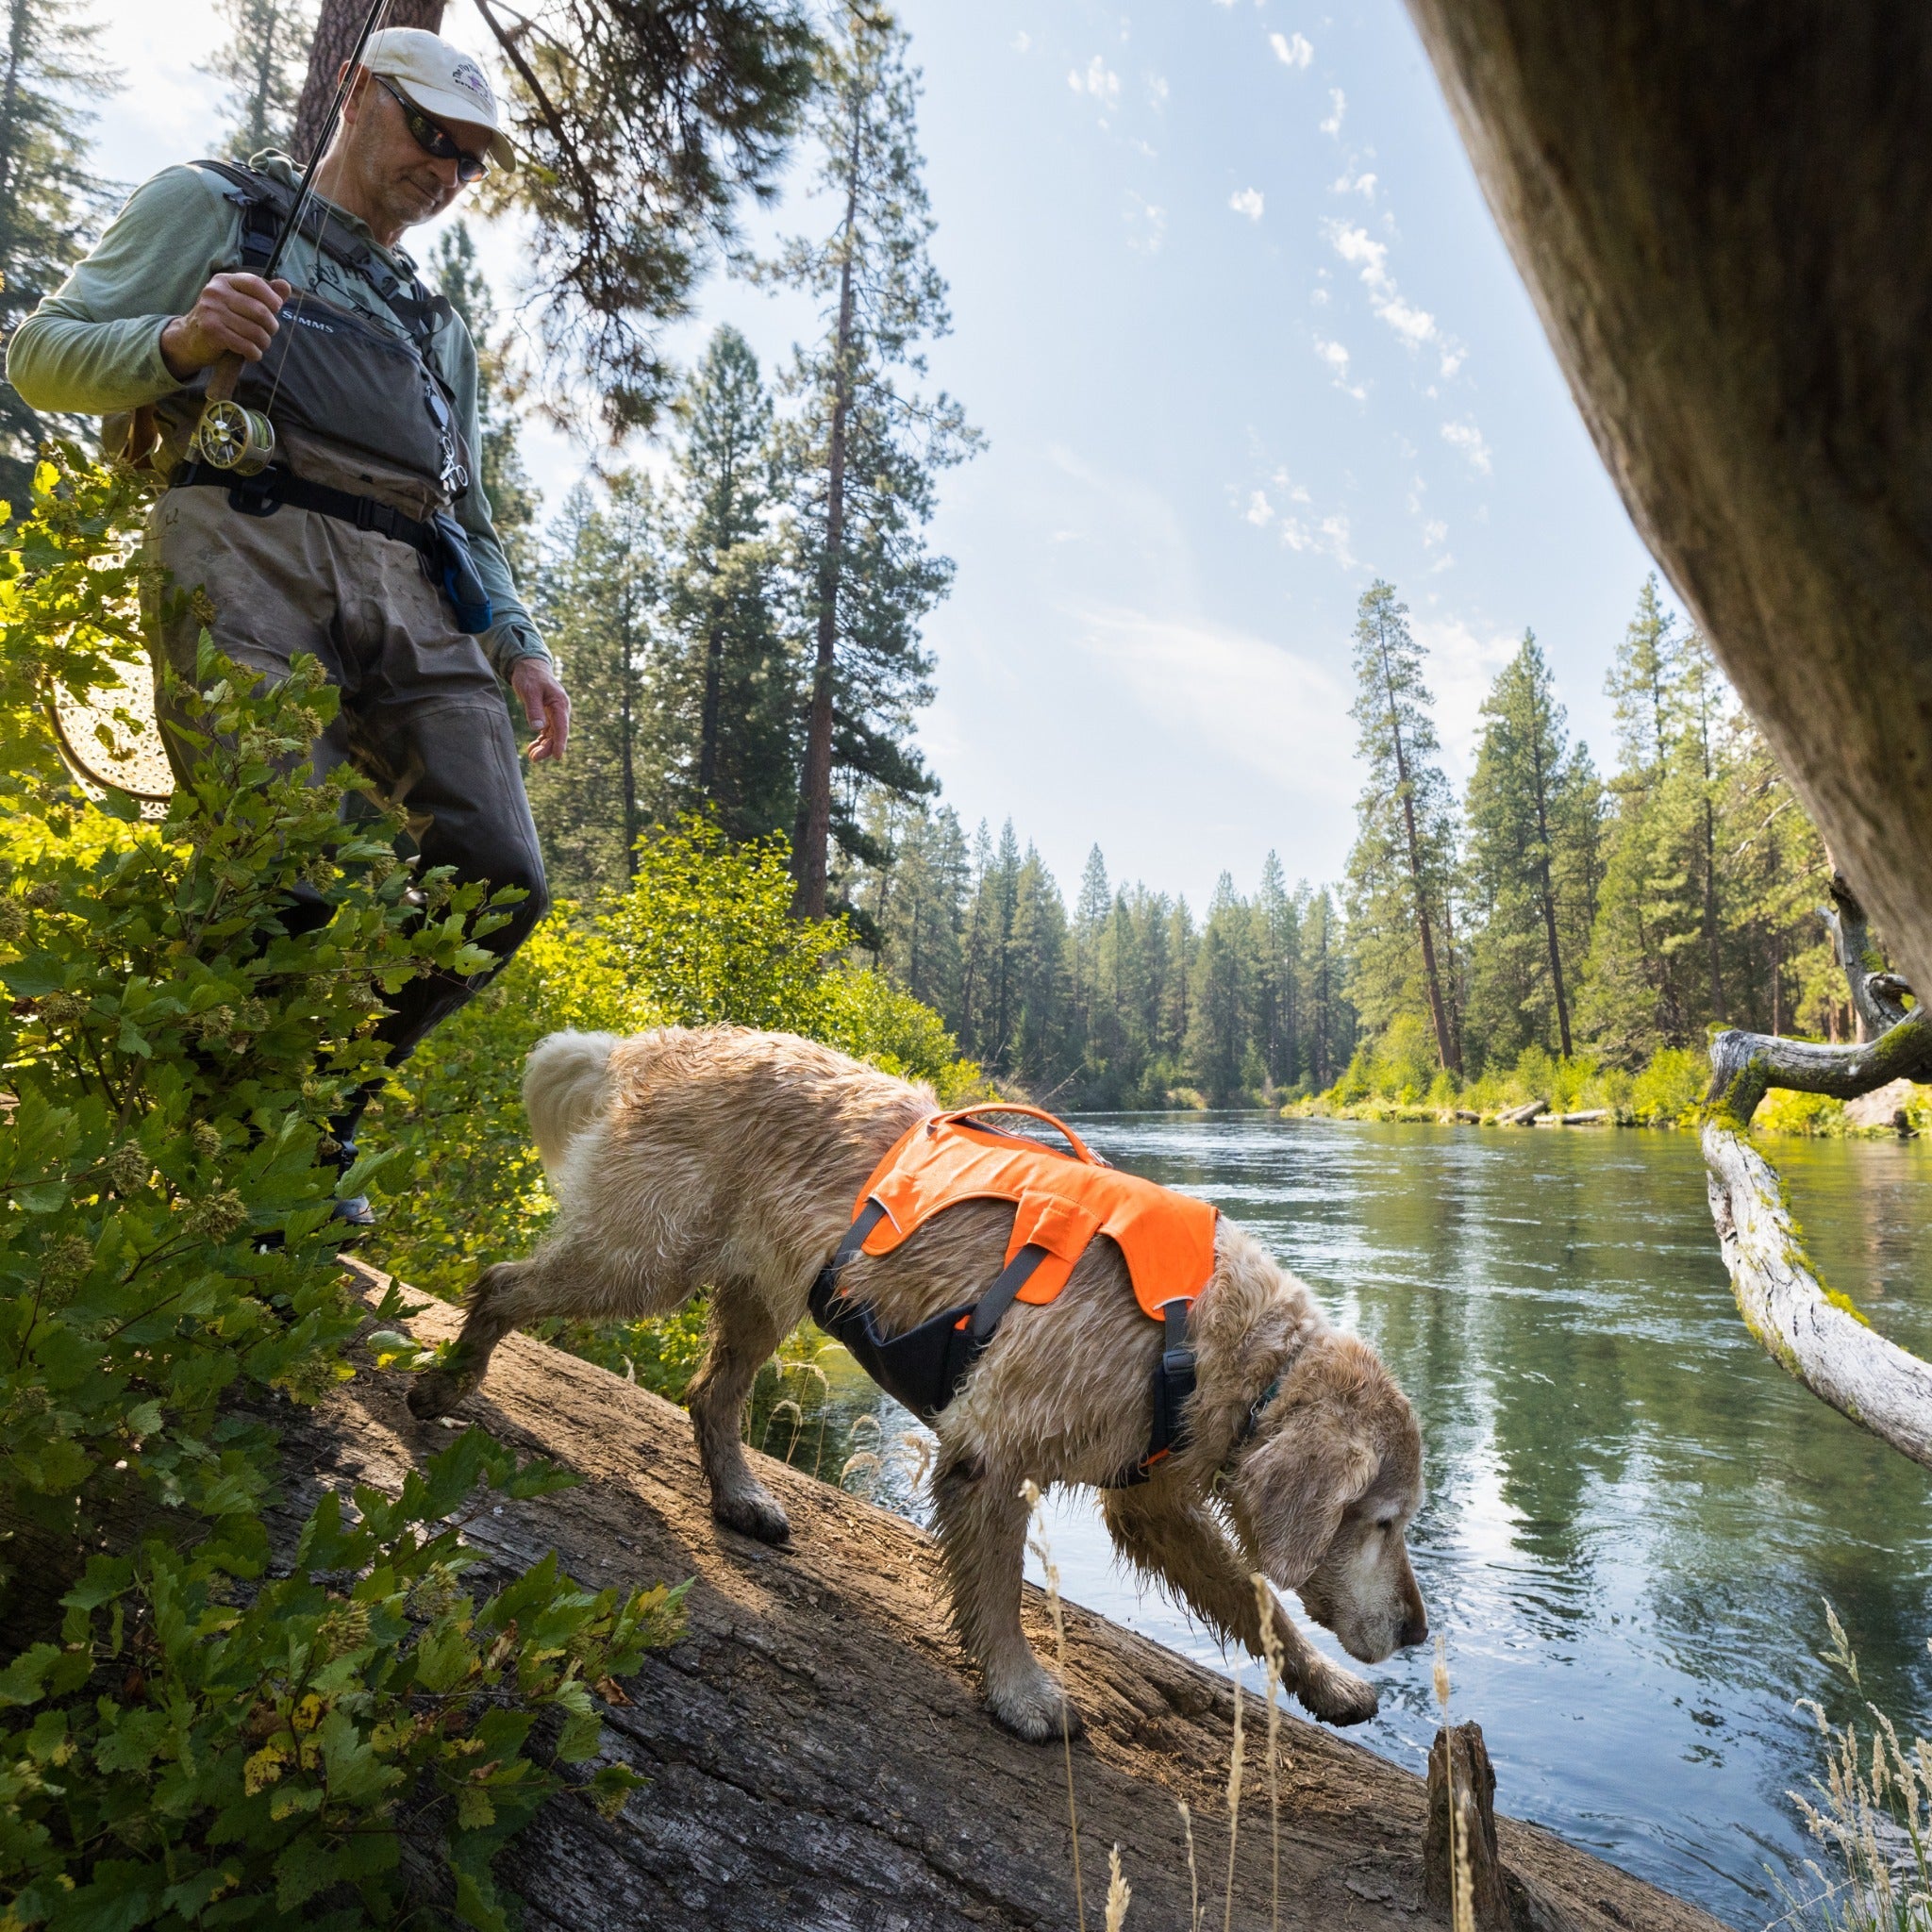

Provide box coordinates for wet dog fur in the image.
[408,1025,1429,1739]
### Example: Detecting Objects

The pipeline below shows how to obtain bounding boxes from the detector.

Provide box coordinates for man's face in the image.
[336,70,491,236]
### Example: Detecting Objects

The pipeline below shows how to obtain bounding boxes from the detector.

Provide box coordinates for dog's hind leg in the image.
[685,1284,792,1545]
[932,1451,1082,1743]
[1100,1483,1379,1726]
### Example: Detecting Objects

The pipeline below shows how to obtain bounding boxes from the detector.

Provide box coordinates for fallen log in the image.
[308,1261,1724,1931]
[1498,1099,1548,1125]
[1550,1109,1608,1126]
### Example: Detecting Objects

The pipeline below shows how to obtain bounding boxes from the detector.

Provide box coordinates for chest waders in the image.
[158,159,492,634]
[809,1106,1283,1485]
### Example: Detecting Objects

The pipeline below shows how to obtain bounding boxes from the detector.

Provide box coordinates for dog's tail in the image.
[524,1030,620,1175]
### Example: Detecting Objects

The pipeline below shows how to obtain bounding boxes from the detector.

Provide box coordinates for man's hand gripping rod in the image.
[192,0,390,474]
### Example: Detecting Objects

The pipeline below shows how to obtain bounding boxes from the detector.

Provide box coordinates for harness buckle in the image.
[226,472,284,519]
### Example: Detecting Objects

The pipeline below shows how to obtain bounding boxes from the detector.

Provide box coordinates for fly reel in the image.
[193,395,276,474]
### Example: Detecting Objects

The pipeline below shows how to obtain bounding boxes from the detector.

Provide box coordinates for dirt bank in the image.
[302,1262,1725,1930]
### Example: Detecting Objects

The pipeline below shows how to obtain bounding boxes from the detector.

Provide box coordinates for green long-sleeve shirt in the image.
[7,154,547,675]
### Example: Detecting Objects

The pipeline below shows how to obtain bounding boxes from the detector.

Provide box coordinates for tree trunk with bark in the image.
[294,0,445,161]
[305,1262,1722,1931]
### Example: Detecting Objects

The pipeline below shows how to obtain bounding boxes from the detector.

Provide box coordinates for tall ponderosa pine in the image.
[658,325,798,843]
[1463,631,1601,1064]
[1186,873,1257,1105]
[203,0,313,161]
[1345,579,1461,1073]
[526,476,658,895]
[769,3,978,915]
[0,0,116,499]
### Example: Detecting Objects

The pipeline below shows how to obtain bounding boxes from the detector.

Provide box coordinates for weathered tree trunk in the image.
[294,0,445,161]
[1399,0,1932,1014]
[1699,867,1932,1463]
[1425,1722,1510,1930]
[318,1264,1722,1931]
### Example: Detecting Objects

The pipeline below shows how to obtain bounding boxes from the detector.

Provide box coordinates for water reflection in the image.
[821,1114,1932,1928]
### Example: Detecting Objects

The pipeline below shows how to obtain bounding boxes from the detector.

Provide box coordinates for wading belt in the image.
[170,459,437,555]
[810,1105,1272,1486]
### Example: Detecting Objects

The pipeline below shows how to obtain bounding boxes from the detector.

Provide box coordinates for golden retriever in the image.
[408,1026,1428,1738]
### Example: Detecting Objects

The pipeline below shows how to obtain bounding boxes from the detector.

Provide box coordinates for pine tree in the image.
[1186,874,1257,1105]
[1008,844,1070,1088]
[1071,844,1109,1069]
[1345,579,1461,1072]
[1300,885,1353,1090]
[1582,576,1707,1060]
[203,0,313,161]
[878,804,967,1022]
[1463,631,1602,1065]
[961,820,1021,1069]
[657,325,798,843]
[1252,853,1302,1091]
[526,475,659,895]
[428,221,539,583]
[0,0,117,500]
[769,3,979,914]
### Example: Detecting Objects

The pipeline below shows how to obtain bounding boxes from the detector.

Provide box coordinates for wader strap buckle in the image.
[226,470,286,518]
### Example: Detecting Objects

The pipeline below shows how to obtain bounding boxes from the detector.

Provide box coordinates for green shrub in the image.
[1628,1046,1707,1126]
[0,456,682,1927]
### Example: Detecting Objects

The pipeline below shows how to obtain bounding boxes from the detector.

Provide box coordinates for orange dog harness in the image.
[809,1106,1224,1483]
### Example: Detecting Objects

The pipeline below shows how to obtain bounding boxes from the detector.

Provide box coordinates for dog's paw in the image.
[408,1365,474,1421]
[1297,1661,1379,1727]
[713,1487,791,1545]
[986,1669,1083,1744]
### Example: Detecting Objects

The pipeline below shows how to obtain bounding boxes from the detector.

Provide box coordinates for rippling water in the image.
[813,1114,1932,1928]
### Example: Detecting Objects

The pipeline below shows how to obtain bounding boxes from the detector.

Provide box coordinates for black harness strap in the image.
[171,460,438,555]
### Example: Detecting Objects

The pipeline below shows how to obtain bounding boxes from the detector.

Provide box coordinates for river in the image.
[780,1114,1932,1928]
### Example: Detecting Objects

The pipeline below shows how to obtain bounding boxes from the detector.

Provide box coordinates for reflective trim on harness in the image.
[810,1107,1242,1486]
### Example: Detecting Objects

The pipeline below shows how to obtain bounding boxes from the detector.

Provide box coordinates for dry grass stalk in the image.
[1104,1842,1132,1931]
[1223,1661,1246,1932]
[1178,1797,1202,1932]
[1769,1606,1932,1931]
[1022,1478,1086,1932]
[1434,1635,1476,1932]
[1252,1573,1287,1931]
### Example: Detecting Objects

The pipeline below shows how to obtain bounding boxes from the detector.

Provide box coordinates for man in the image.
[8,29,568,1226]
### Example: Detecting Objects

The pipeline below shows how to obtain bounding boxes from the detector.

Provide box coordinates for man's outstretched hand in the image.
[160,272,292,379]
[510,656,571,761]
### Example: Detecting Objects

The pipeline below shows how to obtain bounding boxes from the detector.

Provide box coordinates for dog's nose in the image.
[1399,1608,1429,1650]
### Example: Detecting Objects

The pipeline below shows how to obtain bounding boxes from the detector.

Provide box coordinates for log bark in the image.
[1398,2,1932,1012]
[1424,1722,1509,1929]
[1498,1099,1548,1126]
[307,1262,1723,1931]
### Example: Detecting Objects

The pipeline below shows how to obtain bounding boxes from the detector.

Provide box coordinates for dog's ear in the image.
[1251,1410,1379,1590]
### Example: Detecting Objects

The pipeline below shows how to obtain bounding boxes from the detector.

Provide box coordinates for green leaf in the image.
[0,1642,61,1707]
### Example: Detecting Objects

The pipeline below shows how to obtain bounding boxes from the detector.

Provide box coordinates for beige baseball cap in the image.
[362,28,515,171]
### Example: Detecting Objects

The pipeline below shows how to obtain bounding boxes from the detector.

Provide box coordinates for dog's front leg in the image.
[1101,1484,1378,1726]
[932,1452,1082,1743]
[686,1286,791,1545]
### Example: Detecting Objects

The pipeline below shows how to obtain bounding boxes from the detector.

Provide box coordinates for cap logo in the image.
[448,58,492,108]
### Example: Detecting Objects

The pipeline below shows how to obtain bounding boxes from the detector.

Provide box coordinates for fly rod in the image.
[193,0,391,473]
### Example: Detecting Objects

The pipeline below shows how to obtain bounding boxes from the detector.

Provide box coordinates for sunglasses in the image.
[375,75,490,184]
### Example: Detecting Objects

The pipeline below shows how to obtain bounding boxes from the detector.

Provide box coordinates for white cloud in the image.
[1012,30,1030,52]
[1071,608,1355,799]
[1324,218,1439,348]
[1229,187,1265,221]
[1439,345,1466,378]
[1270,30,1313,67]
[1310,287,1329,306]
[1441,418,1493,475]
[1245,490,1274,526]
[1422,518,1448,548]
[1124,193,1167,253]
[1330,166,1377,201]
[1276,509,1357,571]
[1070,57,1122,107]
[1147,73,1170,108]
[1313,337,1366,400]
[1320,88,1346,136]
[1412,615,1518,770]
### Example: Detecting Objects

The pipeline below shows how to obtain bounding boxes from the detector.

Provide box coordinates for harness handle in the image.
[933,1103,1105,1167]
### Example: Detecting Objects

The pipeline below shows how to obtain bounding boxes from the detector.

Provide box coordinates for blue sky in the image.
[87,0,1667,908]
